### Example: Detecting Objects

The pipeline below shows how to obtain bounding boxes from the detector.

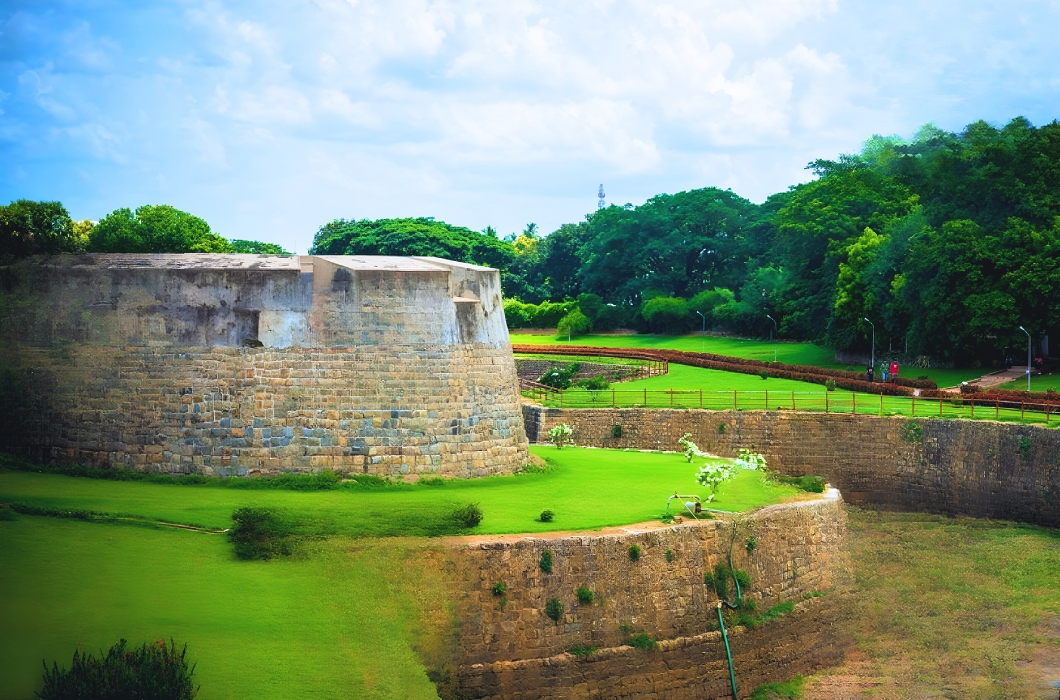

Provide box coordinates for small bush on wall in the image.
[539,549,554,573]
[576,587,594,604]
[628,544,642,562]
[901,421,923,443]
[545,597,563,622]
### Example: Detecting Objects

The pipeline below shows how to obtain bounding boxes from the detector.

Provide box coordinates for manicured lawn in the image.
[0,446,799,537]
[614,364,827,392]
[0,518,445,700]
[0,447,799,699]
[998,372,1060,392]
[511,333,985,388]
[512,332,840,366]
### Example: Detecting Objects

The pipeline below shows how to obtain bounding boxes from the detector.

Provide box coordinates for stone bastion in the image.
[442,491,852,699]
[0,254,529,478]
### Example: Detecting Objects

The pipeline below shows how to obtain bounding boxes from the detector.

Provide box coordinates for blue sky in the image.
[2,0,1059,253]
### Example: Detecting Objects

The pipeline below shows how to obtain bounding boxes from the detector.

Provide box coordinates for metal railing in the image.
[521,388,1059,426]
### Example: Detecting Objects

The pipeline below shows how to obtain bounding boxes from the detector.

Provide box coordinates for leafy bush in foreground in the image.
[37,638,198,700]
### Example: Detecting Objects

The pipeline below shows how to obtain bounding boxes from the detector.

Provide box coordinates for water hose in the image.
[712,531,744,700]
[716,603,738,699]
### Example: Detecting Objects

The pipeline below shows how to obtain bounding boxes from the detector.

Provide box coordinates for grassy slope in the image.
[511,333,984,388]
[805,509,1060,699]
[998,372,1060,392]
[0,447,796,699]
[0,446,798,536]
[0,518,445,700]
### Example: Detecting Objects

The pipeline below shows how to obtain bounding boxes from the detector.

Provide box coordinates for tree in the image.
[88,205,230,253]
[0,200,80,260]
[228,240,291,254]
[640,296,689,333]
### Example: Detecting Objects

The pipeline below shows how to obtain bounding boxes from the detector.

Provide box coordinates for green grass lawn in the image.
[0,446,798,536]
[511,333,984,388]
[0,447,798,699]
[0,518,447,700]
[998,371,1060,392]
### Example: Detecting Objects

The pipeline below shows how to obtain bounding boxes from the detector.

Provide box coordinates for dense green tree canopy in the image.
[0,200,81,260]
[88,205,230,253]
[1,202,288,258]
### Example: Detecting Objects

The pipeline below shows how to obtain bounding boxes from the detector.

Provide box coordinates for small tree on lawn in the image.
[695,458,736,503]
[548,423,573,449]
[678,433,704,463]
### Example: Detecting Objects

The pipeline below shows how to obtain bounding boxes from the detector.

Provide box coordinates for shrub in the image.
[452,502,483,528]
[576,586,594,604]
[576,375,610,391]
[628,544,642,562]
[548,423,573,449]
[746,536,757,555]
[627,632,657,650]
[1019,437,1031,458]
[539,549,554,573]
[544,597,563,622]
[641,296,689,334]
[503,298,576,329]
[901,421,923,443]
[771,473,826,493]
[568,644,596,659]
[612,424,623,438]
[665,548,675,563]
[706,562,751,600]
[492,581,507,597]
[758,370,769,380]
[538,363,581,389]
[539,509,554,523]
[717,423,726,434]
[824,379,837,391]
[38,639,198,700]
[228,507,292,560]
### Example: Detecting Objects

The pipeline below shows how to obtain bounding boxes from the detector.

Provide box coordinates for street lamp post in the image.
[766,315,778,363]
[695,311,706,333]
[863,318,875,375]
[1019,326,1031,391]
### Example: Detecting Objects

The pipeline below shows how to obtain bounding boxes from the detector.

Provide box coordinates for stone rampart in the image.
[523,406,1060,527]
[0,254,529,477]
[448,492,851,698]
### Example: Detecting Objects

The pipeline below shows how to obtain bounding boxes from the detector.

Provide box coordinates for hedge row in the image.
[959,384,1060,406]
[513,344,934,395]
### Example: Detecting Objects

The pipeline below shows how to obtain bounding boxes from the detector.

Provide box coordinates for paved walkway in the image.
[947,366,1030,391]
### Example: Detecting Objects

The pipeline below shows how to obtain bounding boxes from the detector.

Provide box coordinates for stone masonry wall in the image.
[449,493,851,698]
[4,343,527,478]
[523,405,1060,527]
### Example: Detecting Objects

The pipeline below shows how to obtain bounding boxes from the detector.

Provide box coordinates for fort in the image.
[0,254,529,478]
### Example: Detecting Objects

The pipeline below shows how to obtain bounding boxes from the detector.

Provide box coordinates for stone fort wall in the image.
[447,493,852,699]
[524,405,1060,527]
[0,254,529,477]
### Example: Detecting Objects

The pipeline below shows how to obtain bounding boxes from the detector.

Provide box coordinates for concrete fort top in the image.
[2,253,509,350]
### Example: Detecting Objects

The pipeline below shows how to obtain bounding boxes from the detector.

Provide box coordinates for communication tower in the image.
[597,184,606,210]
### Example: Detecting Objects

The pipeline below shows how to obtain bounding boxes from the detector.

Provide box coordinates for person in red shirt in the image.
[889,361,900,384]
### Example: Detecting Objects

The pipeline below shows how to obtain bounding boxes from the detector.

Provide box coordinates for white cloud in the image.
[4,0,1060,253]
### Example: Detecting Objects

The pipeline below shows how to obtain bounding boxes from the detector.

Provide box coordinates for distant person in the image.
[866,366,874,382]
[889,361,900,384]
